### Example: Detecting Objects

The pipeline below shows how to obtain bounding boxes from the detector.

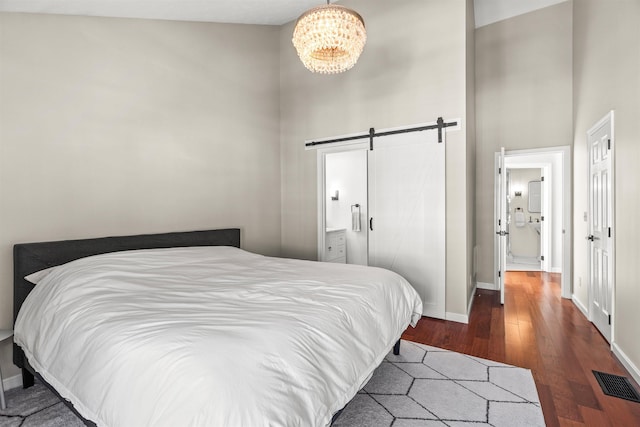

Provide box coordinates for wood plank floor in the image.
[402,271,640,426]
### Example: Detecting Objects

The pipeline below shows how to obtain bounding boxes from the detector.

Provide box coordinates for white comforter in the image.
[15,246,422,427]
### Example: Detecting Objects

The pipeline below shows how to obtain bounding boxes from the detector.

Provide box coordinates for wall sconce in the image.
[514,191,522,197]
[331,190,339,201]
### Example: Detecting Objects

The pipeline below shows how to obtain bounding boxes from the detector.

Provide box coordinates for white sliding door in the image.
[368,131,446,319]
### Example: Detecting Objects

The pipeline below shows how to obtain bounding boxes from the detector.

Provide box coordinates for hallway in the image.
[402,271,640,426]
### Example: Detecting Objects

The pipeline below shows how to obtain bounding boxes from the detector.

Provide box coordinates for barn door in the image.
[368,131,445,319]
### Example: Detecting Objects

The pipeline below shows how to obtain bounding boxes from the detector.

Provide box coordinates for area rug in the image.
[0,340,544,426]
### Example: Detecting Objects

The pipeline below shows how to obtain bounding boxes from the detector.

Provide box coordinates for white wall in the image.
[0,13,281,381]
[325,150,368,265]
[475,0,569,28]
[572,0,640,381]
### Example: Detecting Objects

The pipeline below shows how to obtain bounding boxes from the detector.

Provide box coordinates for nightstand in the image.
[0,329,13,410]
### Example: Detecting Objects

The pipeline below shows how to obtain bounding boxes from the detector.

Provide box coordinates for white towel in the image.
[352,211,361,232]
[514,211,526,227]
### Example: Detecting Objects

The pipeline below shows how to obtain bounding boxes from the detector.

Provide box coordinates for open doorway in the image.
[494,146,572,301]
[323,149,368,265]
[312,124,448,319]
[505,168,544,272]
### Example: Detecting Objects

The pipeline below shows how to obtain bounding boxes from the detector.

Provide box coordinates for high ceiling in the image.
[0,0,569,27]
[0,0,328,25]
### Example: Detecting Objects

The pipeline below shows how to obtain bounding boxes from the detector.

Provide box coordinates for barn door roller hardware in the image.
[305,117,458,149]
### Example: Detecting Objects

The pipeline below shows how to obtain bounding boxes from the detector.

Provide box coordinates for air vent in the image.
[593,371,640,403]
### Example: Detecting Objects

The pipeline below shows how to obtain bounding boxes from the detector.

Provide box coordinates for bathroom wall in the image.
[508,168,542,259]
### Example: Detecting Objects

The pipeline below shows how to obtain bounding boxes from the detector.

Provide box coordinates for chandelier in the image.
[292,1,367,74]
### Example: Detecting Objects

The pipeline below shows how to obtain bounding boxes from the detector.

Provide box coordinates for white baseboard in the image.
[445,311,469,324]
[444,282,476,325]
[550,267,562,273]
[467,282,477,317]
[2,373,22,391]
[571,294,589,319]
[612,342,640,386]
[477,281,498,291]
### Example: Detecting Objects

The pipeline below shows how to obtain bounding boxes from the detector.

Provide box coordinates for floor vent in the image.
[593,371,640,403]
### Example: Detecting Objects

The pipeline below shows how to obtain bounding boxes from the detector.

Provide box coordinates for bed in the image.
[13,228,422,426]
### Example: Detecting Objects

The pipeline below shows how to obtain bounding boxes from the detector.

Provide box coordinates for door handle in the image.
[369,217,373,231]
[586,235,599,241]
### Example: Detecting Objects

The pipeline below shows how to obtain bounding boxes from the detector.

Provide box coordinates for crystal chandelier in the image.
[292,1,367,74]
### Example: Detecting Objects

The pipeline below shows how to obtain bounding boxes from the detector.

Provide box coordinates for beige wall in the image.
[279,0,473,317]
[572,0,640,379]
[466,0,477,305]
[474,2,573,284]
[0,13,281,379]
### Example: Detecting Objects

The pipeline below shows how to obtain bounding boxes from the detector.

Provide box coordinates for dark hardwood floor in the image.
[402,271,640,427]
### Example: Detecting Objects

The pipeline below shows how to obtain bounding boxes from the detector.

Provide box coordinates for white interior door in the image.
[368,131,445,319]
[540,169,549,272]
[588,112,614,343]
[497,148,507,304]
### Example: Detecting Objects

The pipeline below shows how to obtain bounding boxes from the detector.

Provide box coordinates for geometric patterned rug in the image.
[333,340,545,427]
[0,340,545,427]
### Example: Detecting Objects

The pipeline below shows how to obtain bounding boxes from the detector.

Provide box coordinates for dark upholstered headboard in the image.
[13,228,240,368]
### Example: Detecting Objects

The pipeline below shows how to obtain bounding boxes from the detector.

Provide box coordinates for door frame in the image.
[497,148,507,304]
[493,146,572,299]
[586,110,615,343]
[315,142,369,262]
[502,164,551,272]
[310,119,460,263]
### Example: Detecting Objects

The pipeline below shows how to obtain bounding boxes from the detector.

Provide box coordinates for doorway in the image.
[505,168,544,272]
[314,126,447,319]
[324,150,368,265]
[494,146,572,302]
